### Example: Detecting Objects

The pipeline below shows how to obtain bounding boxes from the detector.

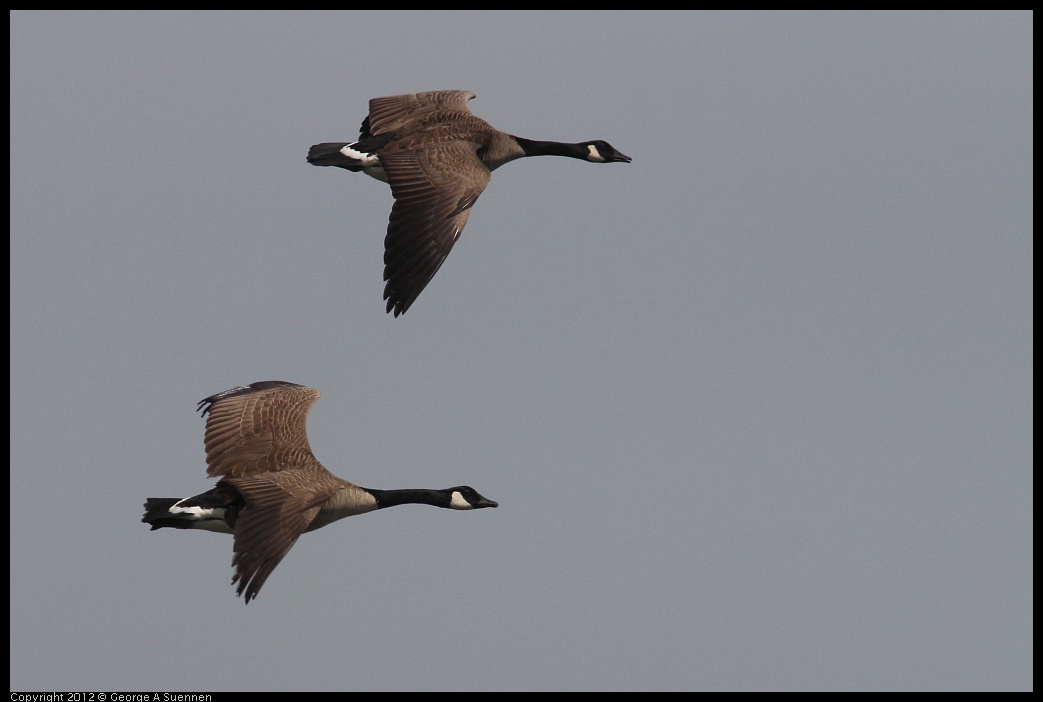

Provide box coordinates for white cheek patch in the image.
[449,491,474,510]
[586,144,606,162]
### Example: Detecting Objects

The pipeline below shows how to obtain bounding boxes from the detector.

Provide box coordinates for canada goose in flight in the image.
[307,89,632,316]
[142,381,498,603]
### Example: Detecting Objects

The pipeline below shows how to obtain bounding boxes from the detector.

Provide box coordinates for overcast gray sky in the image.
[10,10,1032,692]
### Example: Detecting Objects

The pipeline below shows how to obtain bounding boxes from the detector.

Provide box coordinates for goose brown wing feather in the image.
[367,90,476,136]
[200,382,322,479]
[380,144,491,316]
[223,470,334,603]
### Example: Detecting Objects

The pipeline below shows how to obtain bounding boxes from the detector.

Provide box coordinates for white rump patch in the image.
[340,143,380,166]
[169,499,232,533]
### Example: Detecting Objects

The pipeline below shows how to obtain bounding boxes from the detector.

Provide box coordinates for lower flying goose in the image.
[142,380,498,603]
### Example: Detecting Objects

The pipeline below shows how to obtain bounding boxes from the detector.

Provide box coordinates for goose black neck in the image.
[513,136,588,159]
[367,488,451,509]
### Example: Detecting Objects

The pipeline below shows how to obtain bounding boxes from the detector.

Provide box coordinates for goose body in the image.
[142,381,497,603]
[307,90,631,316]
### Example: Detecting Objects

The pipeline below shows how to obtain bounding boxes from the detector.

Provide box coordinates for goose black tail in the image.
[142,498,189,530]
[307,142,362,169]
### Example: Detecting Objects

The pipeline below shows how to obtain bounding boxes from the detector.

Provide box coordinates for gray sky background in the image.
[10,11,1032,692]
